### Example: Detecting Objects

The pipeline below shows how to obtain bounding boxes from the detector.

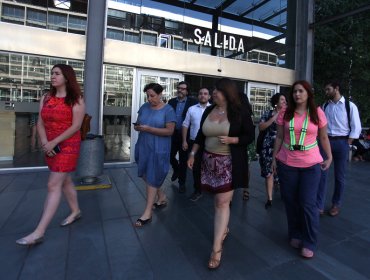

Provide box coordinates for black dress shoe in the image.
[171,172,178,181]
[179,184,186,193]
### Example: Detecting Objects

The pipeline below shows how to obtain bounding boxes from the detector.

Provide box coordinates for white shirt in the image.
[182,102,211,140]
[324,96,362,139]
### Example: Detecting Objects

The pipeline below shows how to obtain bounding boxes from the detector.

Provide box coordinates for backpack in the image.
[323,98,351,132]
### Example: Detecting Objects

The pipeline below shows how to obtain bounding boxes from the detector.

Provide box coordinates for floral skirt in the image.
[201,150,233,193]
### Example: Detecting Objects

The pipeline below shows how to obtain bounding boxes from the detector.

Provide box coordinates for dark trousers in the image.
[277,161,321,251]
[170,130,188,185]
[188,140,201,193]
[330,138,349,206]
[317,142,328,211]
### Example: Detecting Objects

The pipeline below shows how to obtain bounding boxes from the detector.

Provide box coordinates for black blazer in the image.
[168,96,198,121]
[195,104,255,189]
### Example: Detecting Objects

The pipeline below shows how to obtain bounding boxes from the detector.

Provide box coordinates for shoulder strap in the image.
[345,98,351,132]
[323,101,329,111]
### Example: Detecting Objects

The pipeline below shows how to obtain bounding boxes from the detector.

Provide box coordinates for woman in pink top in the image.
[272,80,332,259]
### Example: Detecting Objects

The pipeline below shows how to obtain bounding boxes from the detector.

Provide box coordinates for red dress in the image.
[41,96,81,172]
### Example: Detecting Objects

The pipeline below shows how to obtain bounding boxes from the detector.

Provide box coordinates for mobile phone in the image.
[132,122,140,126]
[53,145,61,153]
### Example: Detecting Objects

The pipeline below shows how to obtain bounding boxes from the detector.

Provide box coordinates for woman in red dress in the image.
[16,64,85,246]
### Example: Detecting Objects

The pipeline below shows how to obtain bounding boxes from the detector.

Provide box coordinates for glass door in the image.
[247,82,278,119]
[131,69,183,161]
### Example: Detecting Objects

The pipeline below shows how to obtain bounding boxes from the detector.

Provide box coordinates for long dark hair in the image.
[284,80,319,124]
[215,78,242,123]
[49,64,82,106]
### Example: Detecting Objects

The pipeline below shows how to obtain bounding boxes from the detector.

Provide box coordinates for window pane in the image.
[68,16,86,33]
[48,12,67,31]
[124,31,139,43]
[141,32,157,46]
[26,9,46,28]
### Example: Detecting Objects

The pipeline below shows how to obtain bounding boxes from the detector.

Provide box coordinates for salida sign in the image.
[193,28,245,53]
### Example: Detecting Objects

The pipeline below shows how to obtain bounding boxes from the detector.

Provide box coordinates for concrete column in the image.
[83,0,107,134]
[295,0,315,82]
[285,0,296,71]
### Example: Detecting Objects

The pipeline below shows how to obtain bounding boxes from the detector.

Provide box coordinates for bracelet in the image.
[190,151,196,156]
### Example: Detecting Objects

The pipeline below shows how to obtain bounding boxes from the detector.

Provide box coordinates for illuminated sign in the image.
[193,28,245,53]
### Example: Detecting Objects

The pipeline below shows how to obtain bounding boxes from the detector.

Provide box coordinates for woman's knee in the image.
[47,180,63,192]
[215,198,231,209]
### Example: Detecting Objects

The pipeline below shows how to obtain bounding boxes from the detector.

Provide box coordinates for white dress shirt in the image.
[182,102,211,140]
[324,96,362,139]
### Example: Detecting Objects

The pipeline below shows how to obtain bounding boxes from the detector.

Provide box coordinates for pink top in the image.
[276,107,327,168]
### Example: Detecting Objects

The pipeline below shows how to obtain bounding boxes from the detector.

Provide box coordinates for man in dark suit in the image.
[168,81,197,193]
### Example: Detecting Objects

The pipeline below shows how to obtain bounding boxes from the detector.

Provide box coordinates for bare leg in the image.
[266,175,273,201]
[156,188,167,202]
[19,172,68,241]
[61,174,81,220]
[139,184,158,220]
[209,190,234,267]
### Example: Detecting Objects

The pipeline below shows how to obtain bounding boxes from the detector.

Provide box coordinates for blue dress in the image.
[135,103,176,188]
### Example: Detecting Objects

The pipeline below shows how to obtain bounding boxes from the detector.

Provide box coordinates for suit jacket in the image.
[168,97,197,139]
[195,104,255,189]
[168,96,198,123]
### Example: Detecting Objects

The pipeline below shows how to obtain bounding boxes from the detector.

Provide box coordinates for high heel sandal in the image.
[134,217,152,227]
[152,200,168,210]
[208,249,222,269]
[265,199,272,209]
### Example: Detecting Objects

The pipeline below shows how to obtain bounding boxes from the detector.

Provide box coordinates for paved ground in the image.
[0,160,370,280]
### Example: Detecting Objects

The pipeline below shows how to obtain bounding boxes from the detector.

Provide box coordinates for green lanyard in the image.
[286,110,317,151]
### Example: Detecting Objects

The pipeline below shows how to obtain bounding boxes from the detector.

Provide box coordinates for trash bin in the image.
[76,134,104,184]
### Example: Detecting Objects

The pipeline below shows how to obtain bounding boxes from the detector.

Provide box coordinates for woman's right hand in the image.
[187,156,195,170]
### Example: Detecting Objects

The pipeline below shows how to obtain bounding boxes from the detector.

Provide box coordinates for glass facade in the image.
[105,0,292,68]
[0,52,84,102]
[0,2,87,34]
[0,0,301,169]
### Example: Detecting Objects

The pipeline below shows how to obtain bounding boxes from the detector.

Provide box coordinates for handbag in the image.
[80,113,92,140]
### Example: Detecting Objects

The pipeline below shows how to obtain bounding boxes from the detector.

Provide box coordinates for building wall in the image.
[1,22,295,86]
[105,39,295,85]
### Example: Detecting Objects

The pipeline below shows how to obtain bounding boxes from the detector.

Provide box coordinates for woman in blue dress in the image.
[134,83,176,227]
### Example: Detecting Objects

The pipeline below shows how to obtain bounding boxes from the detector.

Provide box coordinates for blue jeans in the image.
[329,139,349,207]
[277,161,321,251]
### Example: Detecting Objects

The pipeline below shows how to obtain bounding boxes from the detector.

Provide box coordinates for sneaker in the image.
[189,191,202,202]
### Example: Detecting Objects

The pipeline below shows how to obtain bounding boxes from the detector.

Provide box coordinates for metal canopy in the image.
[150,0,287,33]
